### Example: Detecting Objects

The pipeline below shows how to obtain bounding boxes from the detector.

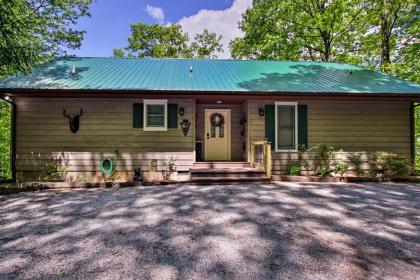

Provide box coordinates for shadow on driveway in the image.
[0,182,419,279]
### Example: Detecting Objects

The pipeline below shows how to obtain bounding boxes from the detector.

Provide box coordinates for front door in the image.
[204,109,231,161]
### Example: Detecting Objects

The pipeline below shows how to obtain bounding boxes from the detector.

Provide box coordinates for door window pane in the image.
[277,105,296,150]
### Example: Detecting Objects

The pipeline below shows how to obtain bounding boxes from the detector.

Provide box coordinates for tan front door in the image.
[205,109,231,161]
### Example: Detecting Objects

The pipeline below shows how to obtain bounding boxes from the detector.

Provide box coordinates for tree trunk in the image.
[380,0,391,67]
[322,33,331,62]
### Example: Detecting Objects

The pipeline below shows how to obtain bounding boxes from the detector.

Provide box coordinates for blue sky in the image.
[68,0,252,59]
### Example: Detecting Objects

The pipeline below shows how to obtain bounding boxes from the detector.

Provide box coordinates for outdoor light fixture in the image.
[4,96,11,101]
[180,119,191,136]
[216,100,222,104]
[259,107,265,117]
[179,107,185,116]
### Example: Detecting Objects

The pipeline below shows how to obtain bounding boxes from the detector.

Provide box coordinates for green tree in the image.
[191,29,223,59]
[113,48,125,58]
[0,0,92,77]
[358,0,419,80]
[230,0,368,61]
[115,23,191,58]
[0,100,11,180]
[114,24,224,59]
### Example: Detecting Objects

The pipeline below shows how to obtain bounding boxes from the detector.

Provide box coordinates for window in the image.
[143,100,167,131]
[275,102,298,151]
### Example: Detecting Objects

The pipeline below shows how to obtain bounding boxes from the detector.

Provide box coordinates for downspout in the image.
[0,94,16,182]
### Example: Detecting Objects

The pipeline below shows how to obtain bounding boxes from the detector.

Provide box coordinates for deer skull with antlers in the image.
[63,108,83,133]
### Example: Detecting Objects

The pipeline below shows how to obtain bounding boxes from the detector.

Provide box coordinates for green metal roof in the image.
[0,57,419,94]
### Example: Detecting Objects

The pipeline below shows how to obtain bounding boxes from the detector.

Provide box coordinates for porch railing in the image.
[250,139,272,179]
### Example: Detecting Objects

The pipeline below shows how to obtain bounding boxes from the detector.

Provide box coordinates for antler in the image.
[63,108,70,119]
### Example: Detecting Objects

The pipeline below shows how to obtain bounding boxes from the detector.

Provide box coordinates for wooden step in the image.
[190,168,265,178]
[193,162,250,168]
[190,164,269,183]
[190,176,270,184]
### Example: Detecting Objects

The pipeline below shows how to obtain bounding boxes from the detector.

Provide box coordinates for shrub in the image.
[162,156,177,180]
[286,165,301,176]
[317,166,333,177]
[333,159,349,178]
[371,152,411,179]
[347,153,365,176]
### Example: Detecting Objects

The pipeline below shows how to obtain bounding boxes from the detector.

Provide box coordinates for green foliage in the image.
[162,156,177,180]
[347,153,365,176]
[333,159,349,177]
[0,0,92,76]
[230,0,418,83]
[286,165,301,176]
[120,23,191,58]
[16,153,69,182]
[190,29,223,59]
[230,0,368,61]
[0,101,11,180]
[42,161,70,182]
[317,166,333,177]
[371,152,411,179]
[113,48,125,58]
[114,24,223,59]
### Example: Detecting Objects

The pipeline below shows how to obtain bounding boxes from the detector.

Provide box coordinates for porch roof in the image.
[0,57,419,95]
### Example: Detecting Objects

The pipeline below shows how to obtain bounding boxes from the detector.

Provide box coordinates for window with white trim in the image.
[275,102,298,151]
[143,100,167,131]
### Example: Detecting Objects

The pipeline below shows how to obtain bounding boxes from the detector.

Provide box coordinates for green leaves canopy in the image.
[191,29,223,59]
[231,0,368,61]
[114,24,224,59]
[0,0,92,76]
[123,23,191,58]
[230,0,418,83]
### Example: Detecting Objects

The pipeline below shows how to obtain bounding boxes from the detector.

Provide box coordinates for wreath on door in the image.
[210,113,225,127]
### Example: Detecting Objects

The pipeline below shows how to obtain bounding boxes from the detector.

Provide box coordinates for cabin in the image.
[0,57,419,183]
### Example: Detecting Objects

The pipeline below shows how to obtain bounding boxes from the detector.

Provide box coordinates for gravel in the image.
[0,182,419,280]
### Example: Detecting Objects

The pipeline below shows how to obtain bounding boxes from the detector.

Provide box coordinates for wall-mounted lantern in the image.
[259,107,265,117]
[180,119,191,136]
[179,107,185,116]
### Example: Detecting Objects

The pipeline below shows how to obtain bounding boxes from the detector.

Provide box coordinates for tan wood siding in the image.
[196,104,243,161]
[247,100,411,174]
[15,98,195,182]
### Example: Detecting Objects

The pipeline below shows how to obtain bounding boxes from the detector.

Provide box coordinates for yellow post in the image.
[265,141,272,179]
[250,140,255,167]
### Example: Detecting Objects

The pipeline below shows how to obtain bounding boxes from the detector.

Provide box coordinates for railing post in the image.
[265,142,272,179]
[250,140,255,167]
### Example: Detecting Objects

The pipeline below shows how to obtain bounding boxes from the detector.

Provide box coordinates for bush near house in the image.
[286,144,412,180]
[0,100,11,180]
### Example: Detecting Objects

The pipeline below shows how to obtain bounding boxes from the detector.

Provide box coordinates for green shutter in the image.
[133,103,143,128]
[265,104,275,149]
[298,104,308,148]
[167,103,178,128]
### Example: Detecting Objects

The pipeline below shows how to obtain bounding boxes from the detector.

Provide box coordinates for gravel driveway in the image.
[0,182,419,280]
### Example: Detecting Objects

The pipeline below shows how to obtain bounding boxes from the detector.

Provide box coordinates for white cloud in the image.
[146,4,165,24]
[178,0,252,59]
